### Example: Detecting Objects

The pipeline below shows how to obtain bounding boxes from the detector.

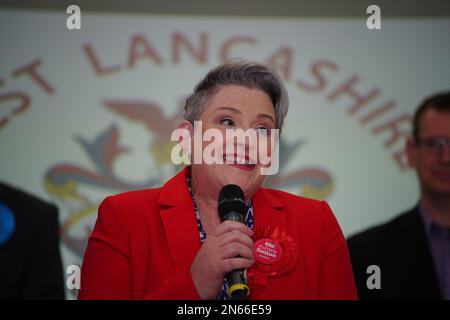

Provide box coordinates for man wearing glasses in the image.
[347,92,450,299]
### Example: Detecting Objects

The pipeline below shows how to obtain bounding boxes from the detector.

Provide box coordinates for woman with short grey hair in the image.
[79,59,357,300]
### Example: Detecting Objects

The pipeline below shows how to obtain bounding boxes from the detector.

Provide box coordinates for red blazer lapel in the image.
[158,167,201,274]
[252,188,285,228]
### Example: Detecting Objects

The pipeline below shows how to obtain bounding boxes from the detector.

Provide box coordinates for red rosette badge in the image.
[249,226,298,287]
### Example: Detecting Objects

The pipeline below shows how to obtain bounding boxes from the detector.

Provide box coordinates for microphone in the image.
[218,184,250,300]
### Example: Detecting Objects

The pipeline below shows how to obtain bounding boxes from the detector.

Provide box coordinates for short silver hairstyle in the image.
[184,59,289,132]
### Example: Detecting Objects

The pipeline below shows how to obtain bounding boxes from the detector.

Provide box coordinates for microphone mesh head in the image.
[218,184,246,221]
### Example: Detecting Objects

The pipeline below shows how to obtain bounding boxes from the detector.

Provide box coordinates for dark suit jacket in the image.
[0,182,65,299]
[347,206,441,299]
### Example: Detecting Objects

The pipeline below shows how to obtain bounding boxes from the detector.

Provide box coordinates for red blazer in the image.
[79,166,357,300]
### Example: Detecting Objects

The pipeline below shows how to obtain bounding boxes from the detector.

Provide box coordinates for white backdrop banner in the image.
[1,9,449,297]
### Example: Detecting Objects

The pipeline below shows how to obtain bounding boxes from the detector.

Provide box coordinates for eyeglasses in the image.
[416,137,450,156]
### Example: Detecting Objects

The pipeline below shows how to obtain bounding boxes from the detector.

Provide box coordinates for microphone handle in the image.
[226,269,249,300]
[223,211,249,300]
